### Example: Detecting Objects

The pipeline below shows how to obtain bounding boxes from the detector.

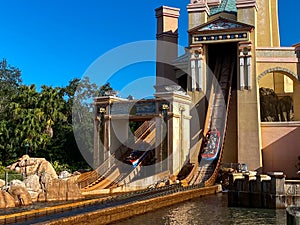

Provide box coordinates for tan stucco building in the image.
[156,0,300,178]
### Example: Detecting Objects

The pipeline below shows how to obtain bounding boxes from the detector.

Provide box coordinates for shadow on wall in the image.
[259,87,294,122]
[261,124,300,179]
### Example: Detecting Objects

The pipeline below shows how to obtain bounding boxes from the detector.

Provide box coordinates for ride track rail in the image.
[3,183,206,225]
[187,52,236,186]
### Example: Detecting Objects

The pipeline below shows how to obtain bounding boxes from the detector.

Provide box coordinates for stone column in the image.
[267,172,286,209]
[294,83,300,121]
[237,41,262,171]
[94,96,129,168]
[94,98,110,169]
[94,104,100,168]
[190,46,204,92]
[238,42,252,90]
[294,46,300,121]
[155,91,191,175]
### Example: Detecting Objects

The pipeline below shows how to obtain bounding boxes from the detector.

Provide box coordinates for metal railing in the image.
[0,172,23,186]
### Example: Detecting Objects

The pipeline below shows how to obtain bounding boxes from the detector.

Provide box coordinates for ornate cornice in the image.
[187,0,210,14]
[155,6,180,19]
[207,0,221,6]
[236,0,258,10]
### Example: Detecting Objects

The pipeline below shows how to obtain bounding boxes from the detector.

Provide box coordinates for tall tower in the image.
[185,0,264,170]
[155,6,180,91]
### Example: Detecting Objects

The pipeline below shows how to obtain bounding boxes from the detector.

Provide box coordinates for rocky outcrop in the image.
[7,155,57,179]
[9,183,32,206]
[0,155,84,209]
[0,191,15,208]
[23,174,43,201]
[39,172,83,202]
[58,170,72,179]
[0,179,5,188]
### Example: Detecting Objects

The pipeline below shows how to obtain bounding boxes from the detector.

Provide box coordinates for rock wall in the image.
[6,155,57,179]
[0,155,84,209]
[0,191,15,208]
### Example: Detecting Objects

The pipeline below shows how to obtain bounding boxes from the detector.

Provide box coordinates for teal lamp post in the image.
[25,143,29,155]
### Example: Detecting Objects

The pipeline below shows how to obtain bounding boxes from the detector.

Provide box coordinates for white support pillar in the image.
[190,46,204,92]
[191,58,196,91]
[239,42,252,90]
[239,57,245,90]
[197,54,203,91]
[246,57,251,90]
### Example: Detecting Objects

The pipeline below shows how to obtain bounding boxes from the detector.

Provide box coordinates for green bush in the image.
[52,160,71,174]
[0,162,5,174]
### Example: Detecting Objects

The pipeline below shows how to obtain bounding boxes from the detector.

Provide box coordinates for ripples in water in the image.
[112,193,286,225]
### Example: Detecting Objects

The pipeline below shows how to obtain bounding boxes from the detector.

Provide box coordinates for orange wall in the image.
[261,123,300,179]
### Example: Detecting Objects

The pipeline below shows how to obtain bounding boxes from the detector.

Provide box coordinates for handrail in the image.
[77,120,155,189]
[120,132,156,186]
[104,128,157,189]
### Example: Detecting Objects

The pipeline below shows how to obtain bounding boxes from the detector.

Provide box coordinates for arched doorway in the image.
[258,67,300,122]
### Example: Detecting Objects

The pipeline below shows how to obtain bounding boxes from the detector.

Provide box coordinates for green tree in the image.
[9,85,50,156]
[0,59,22,114]
[0,59,22,164]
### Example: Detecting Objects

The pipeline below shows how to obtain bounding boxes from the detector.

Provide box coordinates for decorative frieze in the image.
[189,17,253,44]
[193,32,248,43]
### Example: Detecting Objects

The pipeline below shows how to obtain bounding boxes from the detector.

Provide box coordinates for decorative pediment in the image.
[189,17,254,34]
[189,17,254,44]
[199,20,243,31]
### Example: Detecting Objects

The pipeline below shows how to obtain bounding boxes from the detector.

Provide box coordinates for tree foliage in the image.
[0,59,114,170]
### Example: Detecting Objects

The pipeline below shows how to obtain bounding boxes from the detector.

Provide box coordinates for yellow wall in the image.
[255,0,280,47]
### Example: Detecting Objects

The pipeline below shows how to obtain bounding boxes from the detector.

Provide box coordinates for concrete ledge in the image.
[46,185,222,225]
[0,196,111,224]
[287,207,300,225]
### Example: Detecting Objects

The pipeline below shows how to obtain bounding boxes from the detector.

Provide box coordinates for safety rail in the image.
[108,128,157,188]
[77,120,156,189]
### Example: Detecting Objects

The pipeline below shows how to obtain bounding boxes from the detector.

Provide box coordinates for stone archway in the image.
[258,67,300,121]
[257,67,299,83]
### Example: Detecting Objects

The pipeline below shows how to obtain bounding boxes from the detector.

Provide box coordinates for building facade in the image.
[156,0,300,178]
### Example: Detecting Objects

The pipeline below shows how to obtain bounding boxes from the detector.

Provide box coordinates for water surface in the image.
[112,193,286,225]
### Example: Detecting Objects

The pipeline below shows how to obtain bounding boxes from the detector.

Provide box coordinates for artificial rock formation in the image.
[0,179,5,188]
[38,172,83,202]
[0,190,15,208]
[7,155,58,179]
[8,180,32,206]
[23,174,43,202]
[0,155,84,209]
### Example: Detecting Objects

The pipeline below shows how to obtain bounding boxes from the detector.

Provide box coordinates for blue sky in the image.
[0,0,299,98]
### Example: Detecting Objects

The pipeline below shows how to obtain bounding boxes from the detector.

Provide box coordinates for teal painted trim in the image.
[210,0,237,16]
